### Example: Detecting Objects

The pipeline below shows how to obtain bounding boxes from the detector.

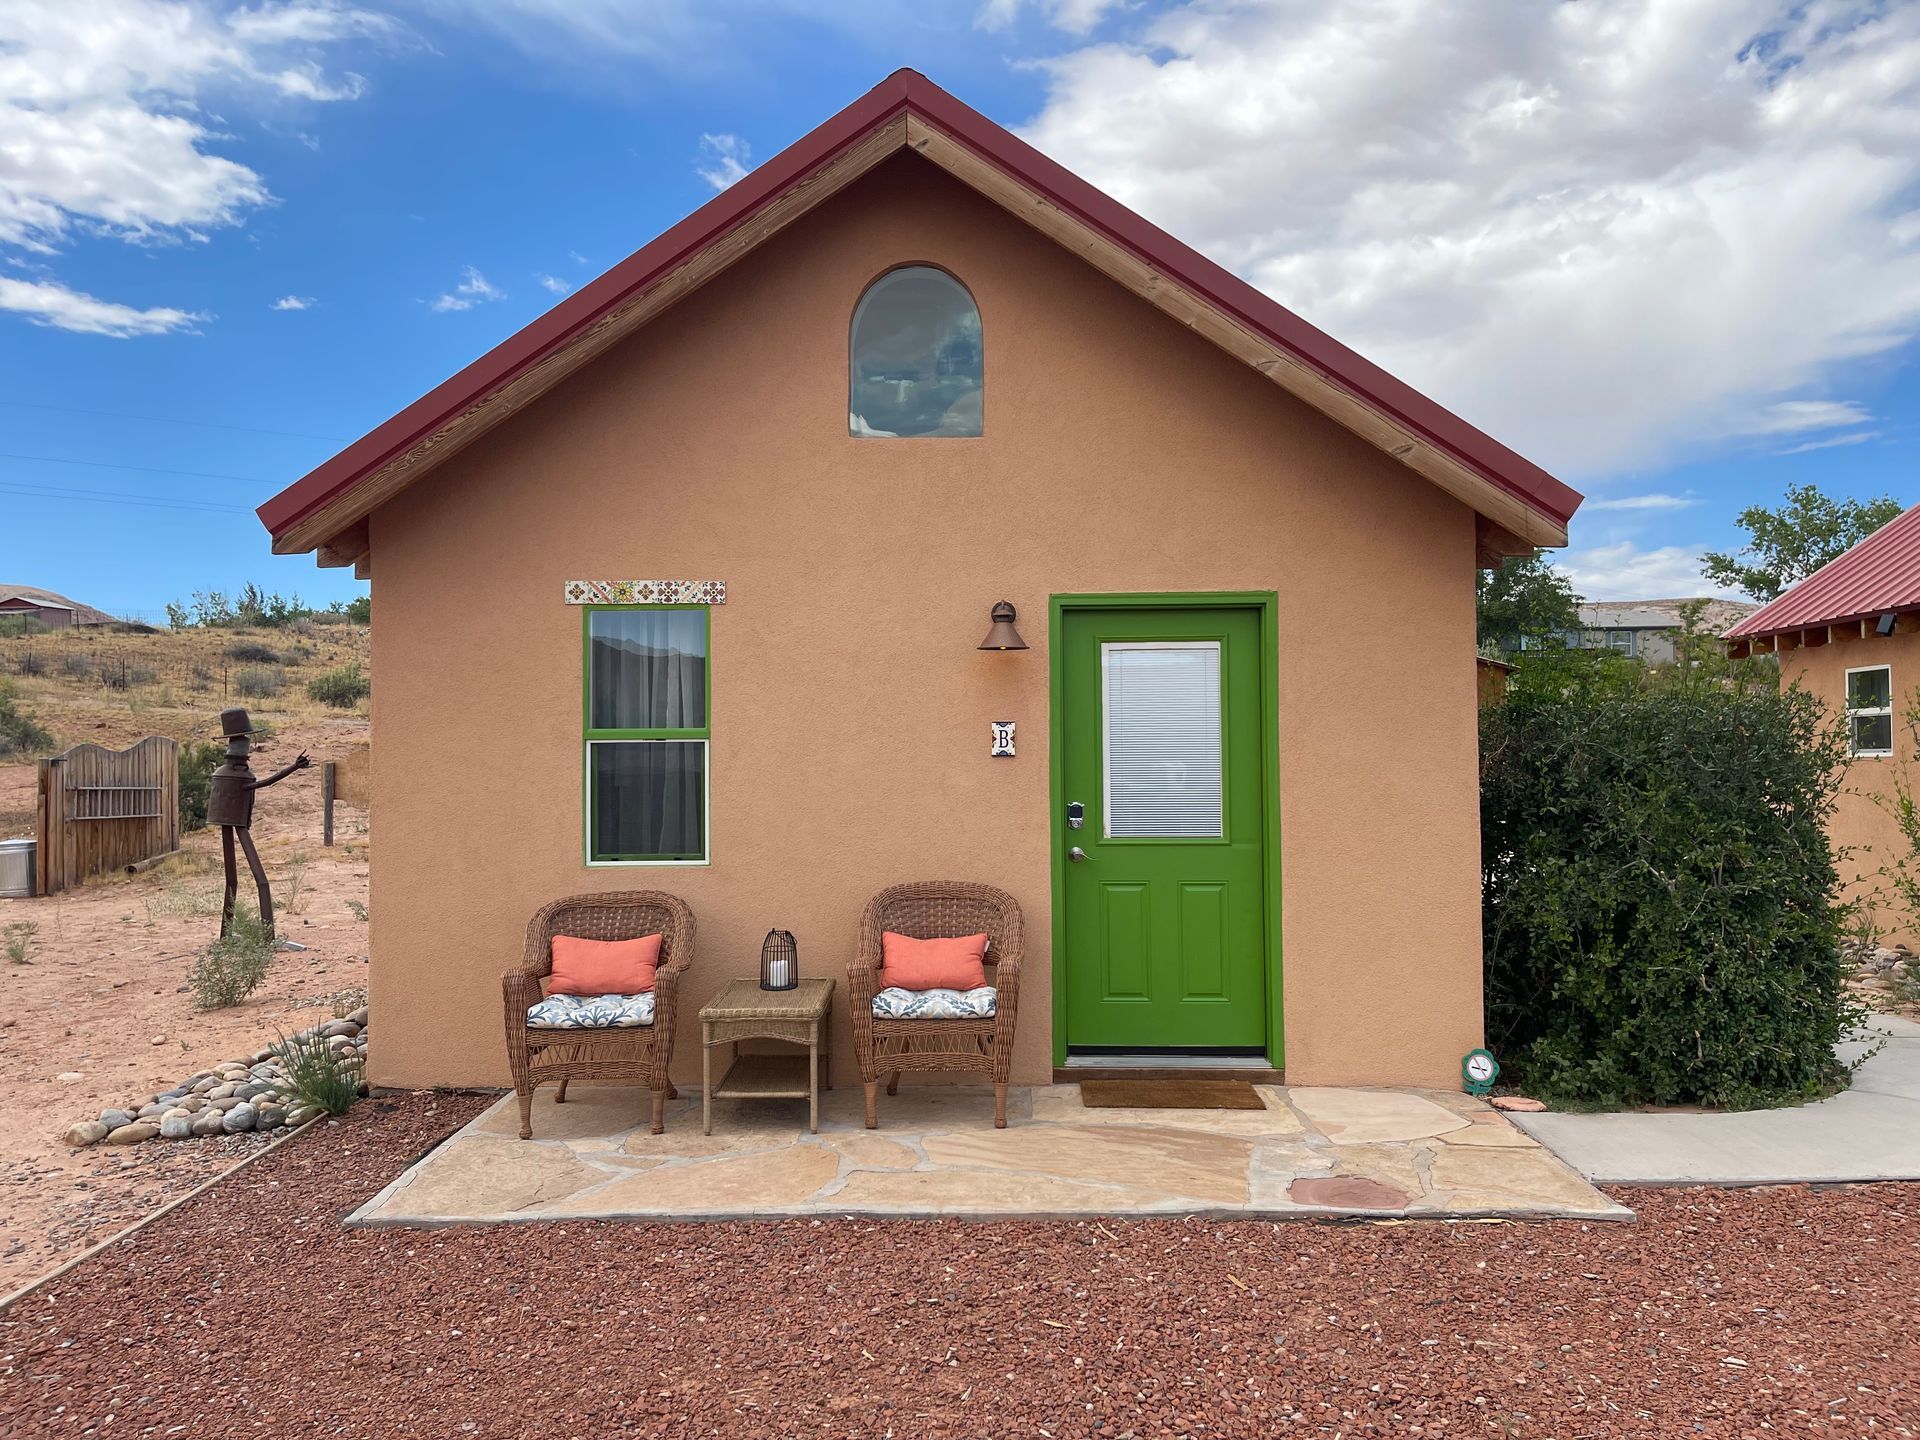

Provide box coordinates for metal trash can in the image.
[0,837,35,899]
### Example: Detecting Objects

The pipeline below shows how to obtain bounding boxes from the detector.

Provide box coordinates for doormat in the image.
[1078,1079,1266,1110]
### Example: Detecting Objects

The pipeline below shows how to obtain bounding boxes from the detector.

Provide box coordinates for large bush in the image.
[1482,671,1859,1109]
[178,740,224,831]
[0,678,53,759]
[306,662,369,709]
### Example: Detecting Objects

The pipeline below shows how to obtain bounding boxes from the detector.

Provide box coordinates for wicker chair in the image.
[849,881,1025,1129]
[503,891,695,1139]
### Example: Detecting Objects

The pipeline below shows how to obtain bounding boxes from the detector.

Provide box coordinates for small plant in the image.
[306,662,370,709]
[187,904,273,1010]
[59,652,92,680]
[234,664,285,699]
[187,662,214,692]
[226,640,281,665]
[269,1026,364,1115]
[14,649,45,678]
[0,677,54,759]
[5,922,36,965]
[281,850,309,914]
[345,899,369,923]
[178,740,224,831]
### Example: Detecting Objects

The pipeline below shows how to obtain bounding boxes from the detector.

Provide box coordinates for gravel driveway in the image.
[2,1094,1915,1438]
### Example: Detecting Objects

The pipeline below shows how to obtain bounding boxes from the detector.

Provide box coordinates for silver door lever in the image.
[1068,846,1088,862]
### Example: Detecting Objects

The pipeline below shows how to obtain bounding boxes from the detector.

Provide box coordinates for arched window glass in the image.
[849,267,983,437]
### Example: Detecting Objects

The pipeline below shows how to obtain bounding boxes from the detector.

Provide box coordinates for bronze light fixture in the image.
[978,600,1029,651]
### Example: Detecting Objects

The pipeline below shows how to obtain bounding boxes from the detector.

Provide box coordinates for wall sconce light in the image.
[978,600,1029,651]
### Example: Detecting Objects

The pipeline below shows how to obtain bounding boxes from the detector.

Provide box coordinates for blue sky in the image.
[2,0,1917,619]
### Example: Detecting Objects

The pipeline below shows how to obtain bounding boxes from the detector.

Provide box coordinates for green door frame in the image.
[1047,591,1283,1070]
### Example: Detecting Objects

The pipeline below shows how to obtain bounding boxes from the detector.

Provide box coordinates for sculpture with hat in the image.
[209,707,310,941]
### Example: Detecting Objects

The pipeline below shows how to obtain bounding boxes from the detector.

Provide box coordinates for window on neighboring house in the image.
[1605,630,1636,657]
[849,266,983,437]
[584,607,709,863]
[1846,665,1893,757]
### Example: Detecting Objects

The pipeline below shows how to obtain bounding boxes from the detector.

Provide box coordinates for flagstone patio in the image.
[348,1083,1629,1225]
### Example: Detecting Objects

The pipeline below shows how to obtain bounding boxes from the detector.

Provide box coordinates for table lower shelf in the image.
[712,1052,814,1100]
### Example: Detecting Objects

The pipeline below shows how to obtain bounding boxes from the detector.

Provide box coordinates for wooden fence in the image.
[322,747,370,846]
[36,737,180,895]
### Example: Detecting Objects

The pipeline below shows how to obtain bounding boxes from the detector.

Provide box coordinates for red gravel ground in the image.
[2,1095,1915,1439]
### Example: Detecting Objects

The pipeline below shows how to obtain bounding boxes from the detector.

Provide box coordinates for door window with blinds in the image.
[584,607,709,863]
[1102,641,1223,838]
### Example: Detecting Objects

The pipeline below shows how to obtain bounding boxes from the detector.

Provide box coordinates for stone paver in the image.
[1285,1088,1472,1143]
[1512,1015,1920,1185]
[351,1082,1625,1225]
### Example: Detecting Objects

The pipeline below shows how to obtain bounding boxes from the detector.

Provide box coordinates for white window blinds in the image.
[1102,642,1223,838]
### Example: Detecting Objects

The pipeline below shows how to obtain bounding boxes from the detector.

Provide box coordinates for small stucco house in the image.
[257,72,1582,1093]
[1726,505,1920,944]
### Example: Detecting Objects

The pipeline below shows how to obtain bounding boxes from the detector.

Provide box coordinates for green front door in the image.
[1060,605,1269,1051]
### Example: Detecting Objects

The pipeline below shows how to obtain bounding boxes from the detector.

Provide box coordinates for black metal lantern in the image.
[760,929,798,991]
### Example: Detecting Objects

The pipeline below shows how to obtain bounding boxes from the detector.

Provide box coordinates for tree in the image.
[1702,483,1904,602]
[1476,551,1580,649]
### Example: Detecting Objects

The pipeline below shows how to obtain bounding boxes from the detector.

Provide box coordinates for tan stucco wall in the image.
[365,153,1486,1092]
[1785,632,1920,948]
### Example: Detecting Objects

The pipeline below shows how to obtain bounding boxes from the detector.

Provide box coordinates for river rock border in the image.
[64,1009,369,1148]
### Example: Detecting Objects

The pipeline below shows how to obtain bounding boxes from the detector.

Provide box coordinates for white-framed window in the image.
[1605,630,1636,656]
[1846,664,1894,758]
[583,605,710,864]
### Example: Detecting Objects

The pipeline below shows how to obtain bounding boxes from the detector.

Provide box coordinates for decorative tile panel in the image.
[564,581,727,606]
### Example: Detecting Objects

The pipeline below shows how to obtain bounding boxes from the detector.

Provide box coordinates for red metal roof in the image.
[257,69,1582,548]
[1725,503,1920,639]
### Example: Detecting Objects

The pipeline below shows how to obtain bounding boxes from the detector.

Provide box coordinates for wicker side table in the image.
[699,977,835,1135]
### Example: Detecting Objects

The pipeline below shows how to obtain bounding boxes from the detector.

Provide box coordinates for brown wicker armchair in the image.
[849,881,1025,1129]
[503,891,695,1139]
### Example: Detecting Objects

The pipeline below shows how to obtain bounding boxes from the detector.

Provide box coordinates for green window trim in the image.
[582,604,712,865]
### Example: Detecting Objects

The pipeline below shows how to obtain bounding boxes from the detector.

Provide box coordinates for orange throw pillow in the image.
[548,934,662,996]
[881,932,988,991]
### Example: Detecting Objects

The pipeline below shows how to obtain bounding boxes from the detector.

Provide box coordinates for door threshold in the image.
[1056,1054,1283,1084]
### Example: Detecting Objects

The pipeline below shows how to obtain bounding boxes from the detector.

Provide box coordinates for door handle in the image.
[1068,846,1088,863]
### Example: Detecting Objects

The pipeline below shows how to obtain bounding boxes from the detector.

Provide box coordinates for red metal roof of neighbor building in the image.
[257,69,1583,554]
[1725,503,1920,639]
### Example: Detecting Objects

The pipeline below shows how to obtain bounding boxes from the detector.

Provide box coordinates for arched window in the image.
[849,266,983,437]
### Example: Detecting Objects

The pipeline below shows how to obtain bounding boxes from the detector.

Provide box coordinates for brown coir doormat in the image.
[1078,1079,1266,1110]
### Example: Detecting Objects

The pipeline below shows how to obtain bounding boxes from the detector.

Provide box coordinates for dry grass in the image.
[0,623,370,754]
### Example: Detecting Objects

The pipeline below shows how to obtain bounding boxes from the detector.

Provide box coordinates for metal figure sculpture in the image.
[209,708,309,941]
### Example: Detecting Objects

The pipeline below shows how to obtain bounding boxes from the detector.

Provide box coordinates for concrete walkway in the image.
[1512,1013,1920,1185]
[349,1081,1628,1225]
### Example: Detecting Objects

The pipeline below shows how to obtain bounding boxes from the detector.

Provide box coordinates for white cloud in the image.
[1743,399,1875,435]
[0,275,203,337]
[1774,429,1881,456]
[430,265,503,312]
[1554,542,1741,602]
[695,133,751,191]
[271,294,316,310]
[536,273,572,295]
[979,0,1125,34]
[1584,493,1697,512]
[0,0,393,333]
[1020,1,1920,479]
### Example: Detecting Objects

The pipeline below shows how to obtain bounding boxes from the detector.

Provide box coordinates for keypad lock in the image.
[1067,800,1084,830]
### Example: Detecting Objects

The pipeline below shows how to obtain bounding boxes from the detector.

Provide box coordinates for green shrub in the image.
[0,615,46,637]
[188,905,273,1010]
[306,662,370,709]
[179,740,224,831]
[234,664,284,698]
[0,678,53,759]
[1482,677,1862,1109]
[269,1027,365,1115]
[226,640,281,664]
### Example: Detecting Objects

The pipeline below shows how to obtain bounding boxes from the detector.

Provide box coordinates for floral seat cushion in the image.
[526,992,656,1029]
[871,985,997,1021]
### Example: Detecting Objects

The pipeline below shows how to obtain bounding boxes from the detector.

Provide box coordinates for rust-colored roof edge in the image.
[1724,503,1920,639]
[259,68,1582,547]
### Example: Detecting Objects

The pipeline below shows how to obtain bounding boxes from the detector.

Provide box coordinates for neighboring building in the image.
[256,71,1583,1093]
[0,585,116,630]
[1726,507,1920,944]
[1562,598,1758,663]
